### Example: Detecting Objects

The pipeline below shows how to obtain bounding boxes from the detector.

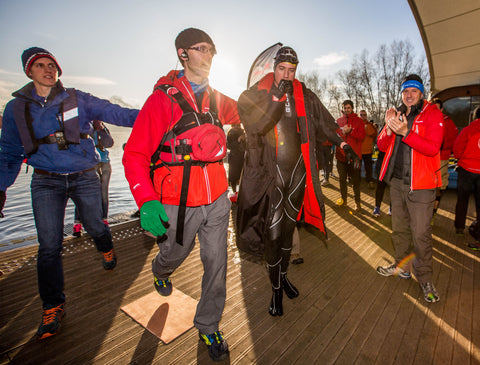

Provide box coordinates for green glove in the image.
[140,200,169,237]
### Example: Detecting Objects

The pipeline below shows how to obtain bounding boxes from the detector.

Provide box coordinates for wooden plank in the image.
[1,186,479,365]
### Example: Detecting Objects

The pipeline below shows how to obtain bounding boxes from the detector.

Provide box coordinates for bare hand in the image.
[342,124,352,134]
[385,109,408,136]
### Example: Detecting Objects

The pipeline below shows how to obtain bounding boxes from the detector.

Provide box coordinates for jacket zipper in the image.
[203,165,212,204]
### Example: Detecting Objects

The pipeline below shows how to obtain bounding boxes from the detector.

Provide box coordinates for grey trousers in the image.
[152,192,231,334]
[390,178,436,283]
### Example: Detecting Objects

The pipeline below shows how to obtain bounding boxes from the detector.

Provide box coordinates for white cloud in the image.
[313,52,348,68]
[61,76,117,86]
[33,31,58,40]
[0,69,22,76]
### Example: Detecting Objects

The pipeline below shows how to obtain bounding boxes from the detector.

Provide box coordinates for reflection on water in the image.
[0,126,137,246]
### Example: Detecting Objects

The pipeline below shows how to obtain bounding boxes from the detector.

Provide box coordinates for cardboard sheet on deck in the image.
[121,289,198,344]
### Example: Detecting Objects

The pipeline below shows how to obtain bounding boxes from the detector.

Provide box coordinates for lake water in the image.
[0,125,138,249]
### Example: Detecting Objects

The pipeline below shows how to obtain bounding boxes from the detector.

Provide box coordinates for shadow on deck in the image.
[1,178,479,364]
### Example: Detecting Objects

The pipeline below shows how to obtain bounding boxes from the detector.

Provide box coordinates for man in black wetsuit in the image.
[236,46,356,316]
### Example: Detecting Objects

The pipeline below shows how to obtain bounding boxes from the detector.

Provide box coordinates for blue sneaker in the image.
[199,331,229,361]
[154,277,172,296]
[373,206,380,217]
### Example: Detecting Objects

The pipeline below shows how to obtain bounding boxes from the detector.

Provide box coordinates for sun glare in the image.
[209,55,245,100]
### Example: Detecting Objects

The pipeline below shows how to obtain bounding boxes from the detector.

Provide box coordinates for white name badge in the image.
[63,107,79,122]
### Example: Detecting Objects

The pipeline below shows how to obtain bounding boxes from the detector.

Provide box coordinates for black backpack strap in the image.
[13,99,38,156]
[62,88,80,144]
[175,159,192,245]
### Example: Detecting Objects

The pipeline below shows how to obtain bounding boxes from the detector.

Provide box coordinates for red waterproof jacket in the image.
[440,114,458,160]
[453,118,480,173]
[361,120,378,155]
[335,113,365,162]
[377,100,443,190]
[123,70,240,208]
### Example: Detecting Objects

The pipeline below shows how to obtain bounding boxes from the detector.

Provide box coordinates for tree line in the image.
[297,39,429,125]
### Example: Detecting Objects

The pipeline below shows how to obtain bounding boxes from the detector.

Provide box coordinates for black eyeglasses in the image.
[188,45,216,56]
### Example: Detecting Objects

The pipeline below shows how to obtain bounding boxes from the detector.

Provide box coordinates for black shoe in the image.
[102,249,117,270]
[154,276,172,296]
[37,303,65,340]
[281,274,299,299]
[199,331,229,361]
[269,288,283,316]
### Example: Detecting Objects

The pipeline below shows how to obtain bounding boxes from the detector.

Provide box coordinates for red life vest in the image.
[150,84,227,245]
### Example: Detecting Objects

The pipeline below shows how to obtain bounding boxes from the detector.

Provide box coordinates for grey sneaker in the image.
[376,264,411,279]
[420,282,440,303]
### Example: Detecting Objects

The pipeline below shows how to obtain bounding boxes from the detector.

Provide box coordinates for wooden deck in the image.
[1,177,479,364]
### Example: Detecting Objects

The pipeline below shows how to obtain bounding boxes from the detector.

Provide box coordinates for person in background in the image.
[372,127,391,217]
[335,100,365,211]
[73,120,114,237]
[0,47,138,339]
[226,122,246,195]
[290,226,304,264]
[317,138,334,186]
[359,110,378,189]
[376,74,443,303]
[452,106,480,248]
[122,28,239,362]
[431,98,458,222]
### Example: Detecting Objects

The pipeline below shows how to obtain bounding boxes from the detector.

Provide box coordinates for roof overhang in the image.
[407,0,480,99]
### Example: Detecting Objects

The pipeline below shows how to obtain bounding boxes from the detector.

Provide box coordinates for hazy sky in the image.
[0,0,425,111]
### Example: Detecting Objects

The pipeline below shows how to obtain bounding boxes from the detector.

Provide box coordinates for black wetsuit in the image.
[265,99,306,288]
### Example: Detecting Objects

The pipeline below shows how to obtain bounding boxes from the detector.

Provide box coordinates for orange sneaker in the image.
[37,303,65,340]
[102,249,117,270]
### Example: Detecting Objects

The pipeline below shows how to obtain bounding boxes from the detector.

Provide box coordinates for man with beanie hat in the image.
[376,74,444,303]
[123,28,239,361]
[236,45,356,317]
[0,47,138,339]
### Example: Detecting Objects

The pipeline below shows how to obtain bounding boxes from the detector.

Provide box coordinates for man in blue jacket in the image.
[0,47,138,339]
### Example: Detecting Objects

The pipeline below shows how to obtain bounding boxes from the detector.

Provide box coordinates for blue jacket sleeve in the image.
[0,102,26,191]
[76,90,139,128]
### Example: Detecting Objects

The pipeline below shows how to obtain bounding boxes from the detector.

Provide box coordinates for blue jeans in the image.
[31,169,112,307]
[74,162,112,221]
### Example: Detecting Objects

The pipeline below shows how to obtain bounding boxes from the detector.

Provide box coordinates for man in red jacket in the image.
[123,28,239,361]
[453,106,480,249]
[335,100,365,210]
[376,74,443,303]
[432,98,458,219]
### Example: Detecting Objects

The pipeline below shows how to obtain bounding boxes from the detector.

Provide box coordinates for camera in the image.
[54,130,68,150]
